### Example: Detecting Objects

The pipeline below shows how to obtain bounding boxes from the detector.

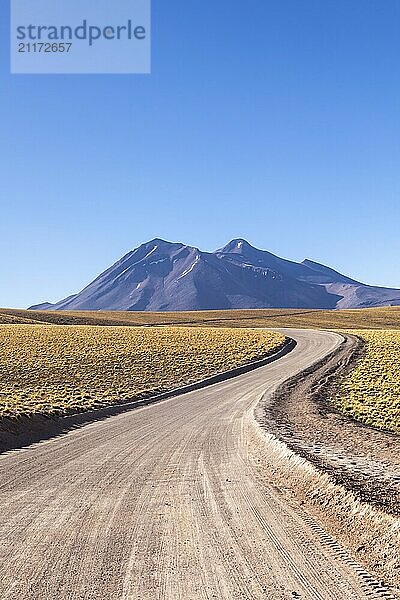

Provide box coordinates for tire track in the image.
[0,329,393,599]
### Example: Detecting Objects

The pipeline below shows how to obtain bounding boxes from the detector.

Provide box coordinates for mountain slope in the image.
[30,238,400,311]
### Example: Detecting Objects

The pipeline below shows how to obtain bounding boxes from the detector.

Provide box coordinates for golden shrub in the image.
[0,325,284,419]
[338,330,400,432]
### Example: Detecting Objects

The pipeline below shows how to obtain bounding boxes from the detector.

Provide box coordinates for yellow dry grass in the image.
[0,313,41,325]
[0,325,284,419]
[338,330,400,433]
[2,306,400,329]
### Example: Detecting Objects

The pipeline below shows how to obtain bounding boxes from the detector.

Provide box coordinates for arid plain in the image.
[0,307,399,598]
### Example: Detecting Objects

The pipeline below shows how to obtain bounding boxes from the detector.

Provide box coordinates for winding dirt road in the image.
[0,330,386,599]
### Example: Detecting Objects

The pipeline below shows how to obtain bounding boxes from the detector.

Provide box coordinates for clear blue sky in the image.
[1,0,399,308]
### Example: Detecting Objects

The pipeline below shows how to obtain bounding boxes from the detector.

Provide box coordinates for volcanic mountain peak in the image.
[216,238,256,254]
[29,238,400,312]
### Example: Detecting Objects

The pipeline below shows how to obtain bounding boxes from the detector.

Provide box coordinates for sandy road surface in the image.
[0,330,383,599]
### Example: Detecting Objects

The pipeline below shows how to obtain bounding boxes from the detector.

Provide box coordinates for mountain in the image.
[29,238,400,312]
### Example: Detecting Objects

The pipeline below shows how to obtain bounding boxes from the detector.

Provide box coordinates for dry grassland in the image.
[338,330,400,433]
[0,325,284,419]
[2,306,400,329]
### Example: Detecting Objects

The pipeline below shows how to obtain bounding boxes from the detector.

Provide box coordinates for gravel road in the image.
[0,329,386,599]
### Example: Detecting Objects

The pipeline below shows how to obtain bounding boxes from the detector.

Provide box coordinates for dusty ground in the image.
[0,329,396,600]
[258,332,400,515]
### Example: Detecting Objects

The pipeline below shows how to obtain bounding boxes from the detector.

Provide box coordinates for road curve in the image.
[0,329,375,599]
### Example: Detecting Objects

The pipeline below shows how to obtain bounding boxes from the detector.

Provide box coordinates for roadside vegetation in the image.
[337,330,400,433]
[2,307,400,432]
[0,325,284,419]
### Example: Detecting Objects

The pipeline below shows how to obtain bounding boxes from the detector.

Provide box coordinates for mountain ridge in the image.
[29,238,400,312]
